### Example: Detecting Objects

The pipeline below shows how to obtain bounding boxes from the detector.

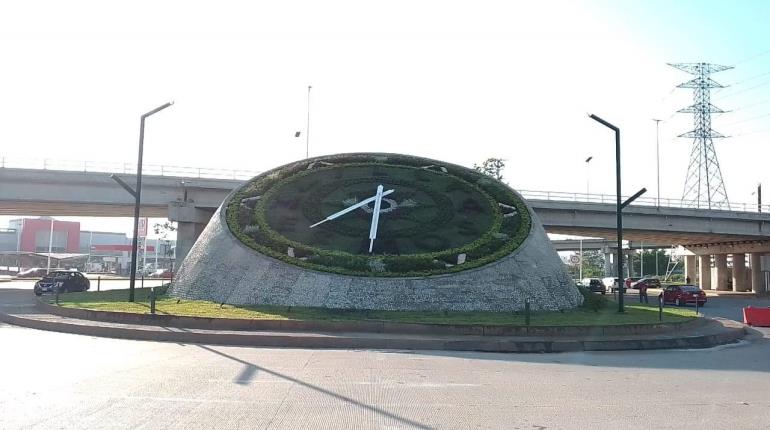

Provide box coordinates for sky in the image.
[2,0,770,238]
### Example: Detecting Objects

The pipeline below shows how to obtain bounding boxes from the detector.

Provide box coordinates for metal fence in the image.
[518,189,770,214]
[0,156,259,181]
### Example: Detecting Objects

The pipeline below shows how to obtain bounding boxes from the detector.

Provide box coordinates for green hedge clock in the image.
[228,154,530,276]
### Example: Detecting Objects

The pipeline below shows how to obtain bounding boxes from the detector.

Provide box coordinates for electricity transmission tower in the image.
[669,62,733,210]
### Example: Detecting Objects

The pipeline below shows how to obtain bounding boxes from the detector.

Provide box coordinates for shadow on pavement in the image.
[195,344,436,430]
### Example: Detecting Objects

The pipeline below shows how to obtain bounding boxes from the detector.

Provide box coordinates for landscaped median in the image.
[45,286,698,327]
[2,287,741,353]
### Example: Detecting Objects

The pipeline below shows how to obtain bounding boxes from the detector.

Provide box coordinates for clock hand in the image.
[369,185,384,253]
[309,188,394,228]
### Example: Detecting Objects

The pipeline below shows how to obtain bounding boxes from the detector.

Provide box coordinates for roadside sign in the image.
[569,255,580,264]
[138,218,149,238]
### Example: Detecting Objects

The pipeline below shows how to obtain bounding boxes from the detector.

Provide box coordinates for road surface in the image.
[1,289,769,429]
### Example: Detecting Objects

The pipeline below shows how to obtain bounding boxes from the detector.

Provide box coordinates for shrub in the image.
[577,286,608,312]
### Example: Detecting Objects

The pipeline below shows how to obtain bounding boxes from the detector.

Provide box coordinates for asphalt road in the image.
[1,291,769,429]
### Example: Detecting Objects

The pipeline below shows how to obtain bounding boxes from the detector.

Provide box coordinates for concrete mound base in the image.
[168,199,582,312]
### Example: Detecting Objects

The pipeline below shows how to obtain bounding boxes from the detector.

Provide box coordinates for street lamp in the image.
[585,156,593,198]
[112,101,173,302]
[305,85,312,159]
[652,119,662,207]
[589,113,647,313]
[752,183,762,213]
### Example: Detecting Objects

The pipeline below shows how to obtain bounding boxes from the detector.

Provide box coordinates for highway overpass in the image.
[3,165,770,292]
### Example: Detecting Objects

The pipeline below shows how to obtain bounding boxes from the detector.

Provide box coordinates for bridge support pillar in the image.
[684,255,696,284]
[176,221,207,266]
[732,253,747,292]
[168,203,215,266]
[714,254,729,291]
[698,255,711,290]
[750,253,764,293]
[604,252,613,276]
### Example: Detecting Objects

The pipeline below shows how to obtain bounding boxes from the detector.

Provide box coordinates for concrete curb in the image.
[36,299,705,337]
[0,310,746,353]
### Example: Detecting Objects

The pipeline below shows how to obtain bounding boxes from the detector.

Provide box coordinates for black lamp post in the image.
[112,102,173,302]
[588,114,646,313]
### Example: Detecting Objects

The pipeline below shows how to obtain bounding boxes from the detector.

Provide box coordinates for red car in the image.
[663,285,707,307]
[148,269,173,279]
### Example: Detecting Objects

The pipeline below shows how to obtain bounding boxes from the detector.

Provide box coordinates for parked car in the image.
[581,278,606,294]
[624,277,643,289]
[148,269,173,279]
[632,278,662,290]
[33,271,90,296]
[603,277,623,292]
[16,268,48,278]
[662,285,707,307]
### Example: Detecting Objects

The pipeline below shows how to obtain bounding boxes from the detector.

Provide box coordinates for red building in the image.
[15,218,80,253]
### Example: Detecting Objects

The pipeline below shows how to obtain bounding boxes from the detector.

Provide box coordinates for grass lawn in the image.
[45,287,698,326]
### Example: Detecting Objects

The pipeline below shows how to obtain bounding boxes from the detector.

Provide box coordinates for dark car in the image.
[662,285,706,307]
[581,278,606,294]
[33,271,90,296]
[633,278,662,290]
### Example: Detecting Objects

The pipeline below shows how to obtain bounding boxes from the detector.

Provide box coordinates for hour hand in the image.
[310,189,394,228]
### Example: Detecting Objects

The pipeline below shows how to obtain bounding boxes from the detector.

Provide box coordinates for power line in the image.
[715,78,770,100]
[734,48,770,66]
[719,111,770,127]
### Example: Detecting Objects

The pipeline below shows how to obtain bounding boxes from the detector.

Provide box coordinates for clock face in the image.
[228,153,530,277]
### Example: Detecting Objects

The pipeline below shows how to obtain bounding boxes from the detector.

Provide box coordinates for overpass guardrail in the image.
[518,190,770,214]
[2,156,768,213]
[0,156,260,181]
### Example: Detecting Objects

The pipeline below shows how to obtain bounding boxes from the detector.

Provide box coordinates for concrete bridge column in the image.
[168,203,215,266]
[732,253,747,292]
[684,255,696,284]
[698,255,712,290]
[604,252,613,276]
[750,253,764,293]
[713,254,729,291]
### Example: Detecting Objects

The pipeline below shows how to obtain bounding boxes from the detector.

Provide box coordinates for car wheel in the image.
[34,291,42,296]
[677,298,685,307]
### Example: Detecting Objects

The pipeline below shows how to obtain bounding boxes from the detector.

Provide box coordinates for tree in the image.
[474,158,506,181]
[565,250,605,278]
[153,221,177,259]
[630,250,671,277]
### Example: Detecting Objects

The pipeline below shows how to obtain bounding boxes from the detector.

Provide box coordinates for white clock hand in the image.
[309,188,394,228]
[369,185,384,252]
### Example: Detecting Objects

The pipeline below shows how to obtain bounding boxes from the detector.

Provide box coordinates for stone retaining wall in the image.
[169,185,582,312]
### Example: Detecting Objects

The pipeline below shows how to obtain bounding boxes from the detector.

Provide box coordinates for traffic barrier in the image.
[742,306,770,327]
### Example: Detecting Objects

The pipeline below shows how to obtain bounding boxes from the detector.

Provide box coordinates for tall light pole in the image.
[752,183,762,213]
[585,156,593,198]
[46,218,54,274]
[113,102,173,302]
[653,119,662,207]
[306,85,312,159]
[589,113,647,313]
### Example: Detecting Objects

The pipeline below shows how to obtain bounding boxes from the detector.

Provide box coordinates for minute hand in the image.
[309,189,394,228]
